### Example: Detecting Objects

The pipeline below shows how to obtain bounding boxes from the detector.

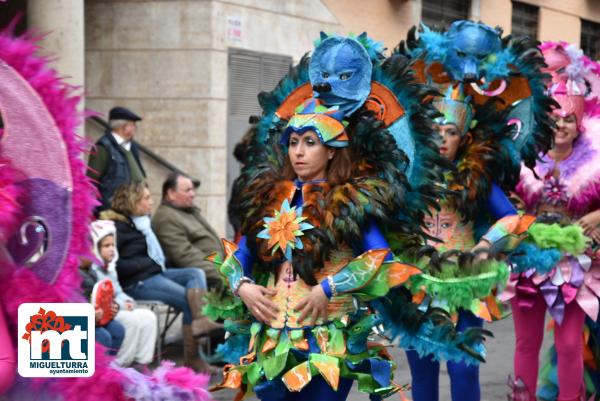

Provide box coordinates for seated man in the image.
[152,173,223,289]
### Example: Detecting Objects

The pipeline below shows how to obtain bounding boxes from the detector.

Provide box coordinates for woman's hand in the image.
[578,210,600,237]
[295,284,329,326]
[471,239,491,263]
[508,191,526,211]
[238,282,279,324]
[587,227,600,243]
[125,301,135,311]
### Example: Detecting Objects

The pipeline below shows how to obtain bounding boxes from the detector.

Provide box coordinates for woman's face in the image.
[135,187,154,216]
[552,113,578,148]
[436,124,461,162]
[288,131,335,182]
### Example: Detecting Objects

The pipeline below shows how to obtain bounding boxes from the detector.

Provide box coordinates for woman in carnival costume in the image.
[393,20,555,401]
[0,30,211,401]
[504,42,600,401]
[210,33,491,401]
[401,83,532,401]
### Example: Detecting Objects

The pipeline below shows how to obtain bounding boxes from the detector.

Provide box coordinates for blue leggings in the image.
[255,376,353,401]
[406,310,483,401]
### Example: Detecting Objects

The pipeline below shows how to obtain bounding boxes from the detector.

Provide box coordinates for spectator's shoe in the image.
[187,288,225,337]
[182,324,212,373]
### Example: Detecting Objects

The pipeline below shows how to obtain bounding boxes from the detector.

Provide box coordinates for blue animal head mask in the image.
[444,21,502,82]
[309,33,373,116]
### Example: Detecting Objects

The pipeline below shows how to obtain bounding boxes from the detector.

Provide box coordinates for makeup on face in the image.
[288,131,334,182]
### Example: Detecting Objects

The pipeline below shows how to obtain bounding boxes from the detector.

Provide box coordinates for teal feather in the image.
[370,288,492,364]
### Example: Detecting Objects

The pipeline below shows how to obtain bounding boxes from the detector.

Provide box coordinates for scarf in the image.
[131,215,165,270]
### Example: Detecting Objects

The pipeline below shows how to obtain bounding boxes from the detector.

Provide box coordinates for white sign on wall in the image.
[227,16,243,43]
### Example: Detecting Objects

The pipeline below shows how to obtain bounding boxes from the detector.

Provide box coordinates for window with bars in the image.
[228,49,292,119]
[511,1,538,39]
[421,0,470,30]
[581,19,600,60]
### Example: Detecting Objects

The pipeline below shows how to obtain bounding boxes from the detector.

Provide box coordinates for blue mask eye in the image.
[456,51,467,57]
[322,72,330,79]
[339,72,352,81]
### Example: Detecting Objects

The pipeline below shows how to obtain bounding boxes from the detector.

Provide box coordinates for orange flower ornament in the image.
[257,199,314,260]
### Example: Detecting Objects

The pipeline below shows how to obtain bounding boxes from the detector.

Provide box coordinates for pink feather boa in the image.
[0,160,22,242]
[0,31,211,401]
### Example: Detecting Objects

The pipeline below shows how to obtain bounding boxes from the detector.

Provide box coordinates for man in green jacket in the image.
[152,173,223,289]
[87,106,145,215]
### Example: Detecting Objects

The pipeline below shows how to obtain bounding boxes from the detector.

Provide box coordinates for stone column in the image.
[27,0,85,130]
[27,0,85,101]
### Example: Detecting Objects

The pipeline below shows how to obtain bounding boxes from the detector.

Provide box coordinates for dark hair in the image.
[161,173,181,200]
[282,146,353,186]
[161,172,199,200]
[233,127,256,164]
[233,142,247,164]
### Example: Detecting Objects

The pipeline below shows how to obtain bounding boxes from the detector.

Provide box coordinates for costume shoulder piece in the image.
[397,20,555,172]
[0,31,210,401]
[235,33,445,283]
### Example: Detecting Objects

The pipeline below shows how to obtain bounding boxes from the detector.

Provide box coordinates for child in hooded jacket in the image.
[91,220,158,367]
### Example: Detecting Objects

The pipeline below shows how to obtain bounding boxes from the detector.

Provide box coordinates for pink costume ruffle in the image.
[501,254,600,324]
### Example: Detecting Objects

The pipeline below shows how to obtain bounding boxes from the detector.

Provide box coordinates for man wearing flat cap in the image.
[87,106,146,214]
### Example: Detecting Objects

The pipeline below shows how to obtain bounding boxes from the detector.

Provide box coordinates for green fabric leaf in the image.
[339,362,379,393]
[289,329,304,342]
[275,331,291,356]
[309,353,339,366]
[263,351,289,380]
[202,289,247,321]
[328,324,345,355]
[250,322,262,337]
[246,363,262,386]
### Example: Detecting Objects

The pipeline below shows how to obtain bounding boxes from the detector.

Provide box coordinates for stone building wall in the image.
[84,0,341,236]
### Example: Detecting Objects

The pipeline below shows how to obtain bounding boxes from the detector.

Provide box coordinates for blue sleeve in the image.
[233,236,255,278]
[360,219,393,261]
[487,183,517,220]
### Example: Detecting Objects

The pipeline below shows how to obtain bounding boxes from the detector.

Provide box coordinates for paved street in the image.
[210,316,552,401]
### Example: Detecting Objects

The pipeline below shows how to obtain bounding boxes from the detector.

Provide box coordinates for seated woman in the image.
[100,182,222,372]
